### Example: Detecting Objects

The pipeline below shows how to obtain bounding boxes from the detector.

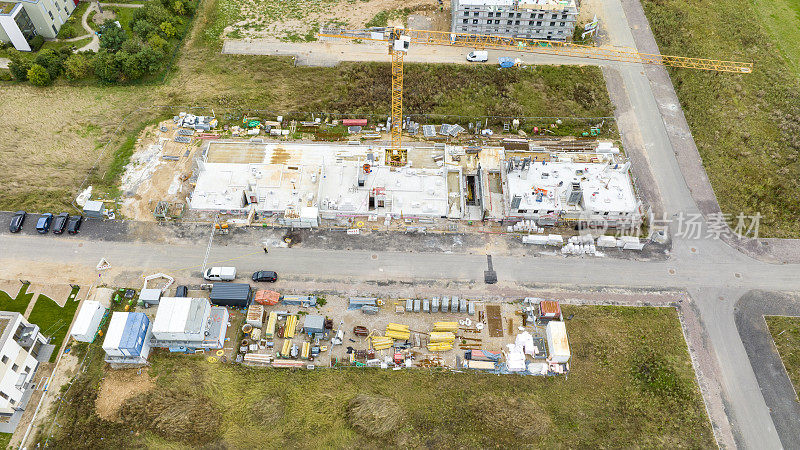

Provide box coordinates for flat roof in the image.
[0,2,19,15]
[505,155,637,214]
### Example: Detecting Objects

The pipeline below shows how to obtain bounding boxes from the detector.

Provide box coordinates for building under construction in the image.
[188,140,642,228]
[450,0,579,41]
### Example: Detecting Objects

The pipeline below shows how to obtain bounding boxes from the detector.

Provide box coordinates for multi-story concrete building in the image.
[0,0,78,51]
[451,0,578,41]
[0,312,51,432]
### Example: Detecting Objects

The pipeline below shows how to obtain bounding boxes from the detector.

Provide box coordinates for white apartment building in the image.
[0,312,51,431]
[451,0,578,41]
[0,0,77,51]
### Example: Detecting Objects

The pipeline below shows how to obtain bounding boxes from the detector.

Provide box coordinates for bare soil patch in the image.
[96,367,156,421]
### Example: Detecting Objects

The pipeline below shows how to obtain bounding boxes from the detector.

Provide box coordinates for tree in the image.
[99,20,127,52]
[7,49,31,81]
[94,49,121,82]
[172,0,185,15]
[147,34,168,53]
[159,21,177,38]
[27,64,51,86]
[121,38,143,55]
[117,50,144,80]
[132,20,156,39]
[138,45,164,74]
[64,53,94,80]
[33,49,65,79]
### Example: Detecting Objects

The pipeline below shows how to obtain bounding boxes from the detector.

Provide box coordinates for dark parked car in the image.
[35,213,54,234]
[52,213,69,234]
[252,270,278,282]
[175,285,188,297]
[67,215,83,234]
[9,211,26,233]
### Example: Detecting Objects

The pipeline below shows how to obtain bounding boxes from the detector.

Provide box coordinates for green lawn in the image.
[766,316,800,400]
[0,432,11,449]
[641,0,800,237]
[0,284,34,314]
[41,305,714,448]
[27,286,81,362]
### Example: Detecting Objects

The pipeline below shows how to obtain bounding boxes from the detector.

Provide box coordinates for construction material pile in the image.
[385,323,410,340]
[371,336,393,350]
[427,327,455,352]
[433,322,458,333]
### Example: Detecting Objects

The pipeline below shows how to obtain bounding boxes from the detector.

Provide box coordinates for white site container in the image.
[545,321,571,364]
[596,235,618,248]
[70,301,106,343]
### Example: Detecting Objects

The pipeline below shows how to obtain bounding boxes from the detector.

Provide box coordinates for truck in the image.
[466,50,488,62]
[203,266,236,281]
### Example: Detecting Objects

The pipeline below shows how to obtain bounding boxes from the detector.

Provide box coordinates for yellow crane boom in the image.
[318,27,752,165]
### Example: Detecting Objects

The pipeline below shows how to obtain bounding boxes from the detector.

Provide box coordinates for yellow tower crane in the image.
[319,27,753,166]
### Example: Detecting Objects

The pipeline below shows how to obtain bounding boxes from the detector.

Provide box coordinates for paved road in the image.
[78,2,99,52]
[735,291,800,448]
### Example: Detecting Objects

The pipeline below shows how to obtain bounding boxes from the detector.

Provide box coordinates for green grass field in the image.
[0,284,34,314]
[40,305,714,448]
[765,316,800,400]
[27,287,81,362]
[641,0,800,237]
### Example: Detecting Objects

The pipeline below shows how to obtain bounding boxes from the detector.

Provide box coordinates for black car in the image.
[9,211,26,233]
[175,285,188,297]
[52,213,69,234]
[67,215,83,234]
[35,213,54,234]
[252,270,278,282]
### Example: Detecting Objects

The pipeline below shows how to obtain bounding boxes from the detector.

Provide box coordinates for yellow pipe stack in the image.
[429,331,455,343]
[281,339,291,356]
[385,323,410,340]
[371,336,394,350]
[433,322,458,333]
[302,342,310,359]
[427,341,453,352]
[284,315,297,338]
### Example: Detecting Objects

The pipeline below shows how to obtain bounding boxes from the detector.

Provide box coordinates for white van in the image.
[204,266,237,281]
[466,50,489,62]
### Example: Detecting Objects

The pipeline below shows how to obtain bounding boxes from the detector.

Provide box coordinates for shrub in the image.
[121,38,143,55]
[29,35,45,52]
[159,21,176,38]
[34,49,65,79]
[147,33,168,53]
[64,53,94,80]
[27,64,52,86]
[57,23,76,39]
[7,50,31,81]
[0,70,12,81]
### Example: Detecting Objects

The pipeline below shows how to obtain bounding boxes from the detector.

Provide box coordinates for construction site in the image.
[116,113,643,238]
[90,284,571,375]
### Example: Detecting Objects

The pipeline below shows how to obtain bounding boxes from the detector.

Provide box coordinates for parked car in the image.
[203,266,236,281]
[67,215,83,234]
[466,50,488,62]
[52,213,69,234]
[35,213,54,234]
[9,211,26,233]
[252,270,278,282]
[175,285,188,297]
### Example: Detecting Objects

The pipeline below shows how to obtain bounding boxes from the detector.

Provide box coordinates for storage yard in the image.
[41,302,715,448]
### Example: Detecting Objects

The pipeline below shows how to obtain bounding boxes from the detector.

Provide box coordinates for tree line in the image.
[6,0,196,86]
